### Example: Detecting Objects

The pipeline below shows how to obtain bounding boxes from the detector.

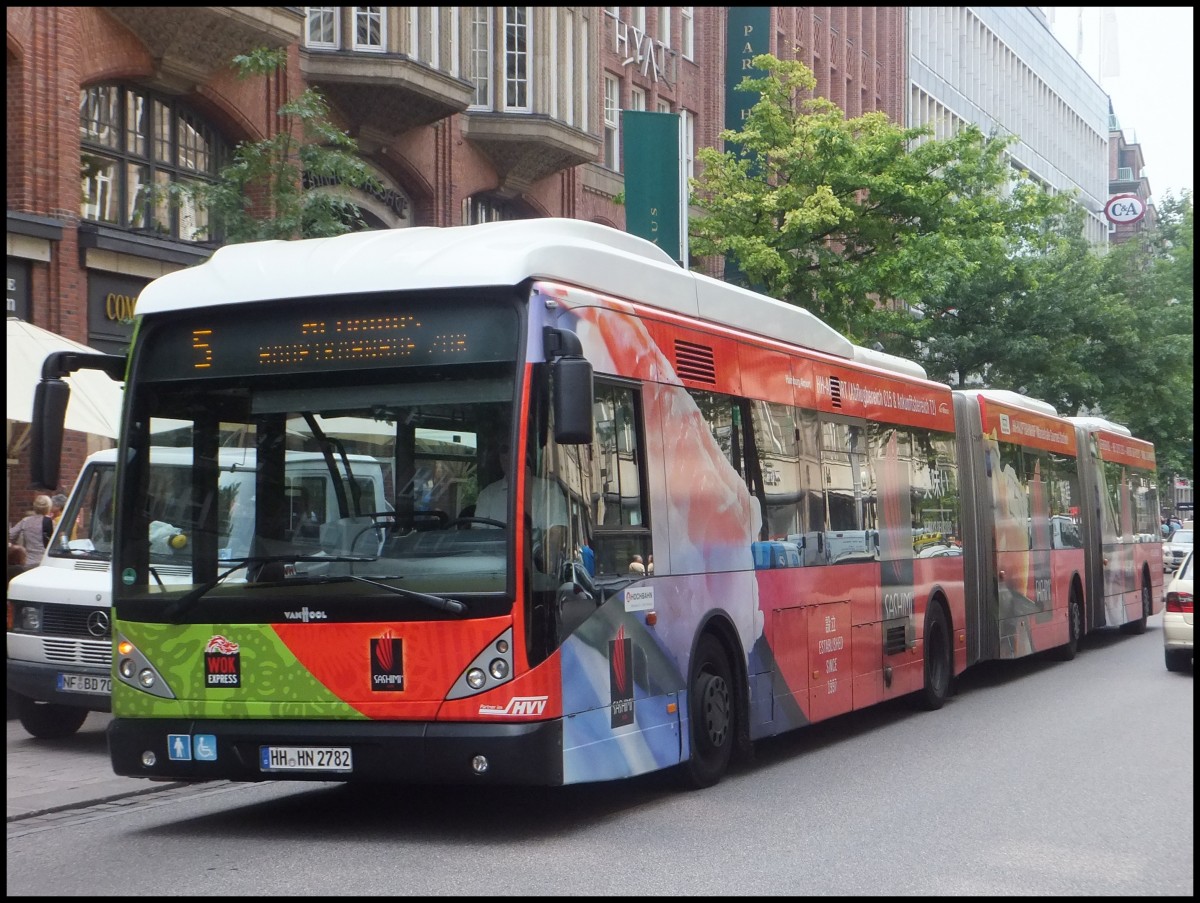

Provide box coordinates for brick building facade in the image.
[6,6,906,523]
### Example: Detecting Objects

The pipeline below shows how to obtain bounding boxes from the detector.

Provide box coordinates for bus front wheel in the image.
[681,634,735,789]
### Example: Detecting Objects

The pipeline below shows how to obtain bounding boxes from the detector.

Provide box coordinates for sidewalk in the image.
[6,710,184,821]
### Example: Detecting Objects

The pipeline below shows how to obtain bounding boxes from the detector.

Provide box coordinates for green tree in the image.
[162,48,381,243]
[1090,192,1194,497]
[690,54,1038,339]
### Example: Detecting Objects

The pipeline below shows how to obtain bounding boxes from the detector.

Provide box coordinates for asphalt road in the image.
[6,614,1193,896]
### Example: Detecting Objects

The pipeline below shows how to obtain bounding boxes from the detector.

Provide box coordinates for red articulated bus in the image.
[29,219,1162,789]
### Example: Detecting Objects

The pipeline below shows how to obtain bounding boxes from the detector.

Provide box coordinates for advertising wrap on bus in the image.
[25,219,1163,790]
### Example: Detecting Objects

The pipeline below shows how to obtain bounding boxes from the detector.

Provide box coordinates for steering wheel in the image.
[411,509,450,529]
[448,516,506,530]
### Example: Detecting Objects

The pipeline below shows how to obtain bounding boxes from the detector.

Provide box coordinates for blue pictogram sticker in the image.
[194,734,218,761]
[167,734,192,761]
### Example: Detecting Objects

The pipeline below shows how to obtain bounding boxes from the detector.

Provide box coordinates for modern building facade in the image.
[907,6,1111,245]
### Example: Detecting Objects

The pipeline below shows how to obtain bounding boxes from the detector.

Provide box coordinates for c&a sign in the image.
[1104,193,1147,225]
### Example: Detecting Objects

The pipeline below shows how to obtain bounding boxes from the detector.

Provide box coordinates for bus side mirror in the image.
[30,379,70,490]
[545,327,593,445]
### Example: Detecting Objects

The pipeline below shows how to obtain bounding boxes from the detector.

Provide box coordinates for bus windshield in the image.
[114,297,523,613]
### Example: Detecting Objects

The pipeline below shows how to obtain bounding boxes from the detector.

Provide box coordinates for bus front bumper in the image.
[107,717,565,785]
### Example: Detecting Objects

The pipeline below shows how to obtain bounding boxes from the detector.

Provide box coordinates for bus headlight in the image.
[489,658,509,680]
[466,668,487,690]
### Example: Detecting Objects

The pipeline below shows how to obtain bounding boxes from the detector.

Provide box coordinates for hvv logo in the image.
[478,696,548,716]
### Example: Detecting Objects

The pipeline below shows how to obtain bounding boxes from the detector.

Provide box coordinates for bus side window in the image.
[588,381,651,577]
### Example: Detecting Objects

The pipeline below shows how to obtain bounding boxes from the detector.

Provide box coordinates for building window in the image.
[632,7,646,33]
[353,7,385,51]
[630,86,646,111]
[604,75,620,171]
[464,194,522,225]
[681,6,694,60]
[80,84,227,242]
[657,7,671,47]
[469,7,492,109]
[504,6,531,111]
[305,6,339,49]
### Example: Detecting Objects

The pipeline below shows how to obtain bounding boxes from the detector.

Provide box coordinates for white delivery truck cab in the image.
[7,446,390,738]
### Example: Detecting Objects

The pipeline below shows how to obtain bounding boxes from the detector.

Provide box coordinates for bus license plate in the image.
[57,673,111,694]
[260,746,353,773]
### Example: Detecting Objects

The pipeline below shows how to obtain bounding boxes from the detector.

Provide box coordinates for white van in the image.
[6,446,389,738]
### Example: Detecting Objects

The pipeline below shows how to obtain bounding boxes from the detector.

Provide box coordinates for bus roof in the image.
[1067,415,1133,437]
[961,388,1059,417]
[135,218,922,375]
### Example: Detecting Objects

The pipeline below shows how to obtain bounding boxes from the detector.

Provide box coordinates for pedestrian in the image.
[7,542,29,584]
[50,493,68,530]
[9,494,53,567]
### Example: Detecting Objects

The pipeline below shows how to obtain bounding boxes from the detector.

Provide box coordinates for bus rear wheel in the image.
[915,602,952,711]
[1053,594,1083,661]
[681,634,735,789]
[1120,580,1151,635]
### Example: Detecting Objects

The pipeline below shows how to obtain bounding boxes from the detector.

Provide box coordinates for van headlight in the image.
[12,603,42,633]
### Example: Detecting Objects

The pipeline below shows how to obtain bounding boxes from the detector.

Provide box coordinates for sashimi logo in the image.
[371,630,404,691]
[205,635,241,687]
[609,624,634,728]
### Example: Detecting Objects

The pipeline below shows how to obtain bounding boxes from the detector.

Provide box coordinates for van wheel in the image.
[680,634,735,789]
[15,695,89,739]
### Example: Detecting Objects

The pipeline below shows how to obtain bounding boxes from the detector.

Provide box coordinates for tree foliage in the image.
[690,55,1042,338]
[163,48,381,243]
[690,54,1193,499]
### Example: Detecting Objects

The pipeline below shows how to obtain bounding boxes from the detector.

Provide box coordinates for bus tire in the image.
[1120,579,1152,635]
[681,634,735,789]
[1052,594,1083,661]
[916,601,952,711]
[15,695,89,739]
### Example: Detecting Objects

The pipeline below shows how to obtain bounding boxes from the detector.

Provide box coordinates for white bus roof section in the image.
[1067,415,1133,437]
[960,388,1059,417]
[135,218,862,364]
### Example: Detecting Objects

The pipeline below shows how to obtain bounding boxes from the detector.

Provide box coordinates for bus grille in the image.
[828,375,843,408]
[674,340,717,385]
[884,625,907,656]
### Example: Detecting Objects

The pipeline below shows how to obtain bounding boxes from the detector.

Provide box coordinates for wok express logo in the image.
[204,635,241,687]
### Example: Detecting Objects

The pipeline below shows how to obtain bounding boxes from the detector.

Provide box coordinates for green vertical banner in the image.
[724,7,771,287]
[725,7,772,150]
[622,110,685,266]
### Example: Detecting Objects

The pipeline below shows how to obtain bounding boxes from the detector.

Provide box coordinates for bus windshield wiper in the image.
[349,575,467,615]
[163,554,374,620]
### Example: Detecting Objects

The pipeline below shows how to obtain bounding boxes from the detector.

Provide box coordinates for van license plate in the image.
[260,746,353,773]
[57,673,111,694]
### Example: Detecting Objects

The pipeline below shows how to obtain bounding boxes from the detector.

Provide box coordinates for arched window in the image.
[79,85,229,242]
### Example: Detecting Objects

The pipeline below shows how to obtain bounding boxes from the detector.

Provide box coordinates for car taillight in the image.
[1166,591,1193,614]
